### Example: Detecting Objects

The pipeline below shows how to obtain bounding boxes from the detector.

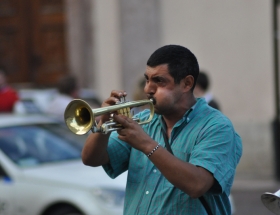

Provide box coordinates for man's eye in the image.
[156,78,163,83]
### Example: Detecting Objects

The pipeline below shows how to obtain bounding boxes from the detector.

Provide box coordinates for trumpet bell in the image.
[261,190,280,215]
[64,99,93,135]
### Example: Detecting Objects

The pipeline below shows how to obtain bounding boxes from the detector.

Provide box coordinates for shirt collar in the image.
[158,98,204,129]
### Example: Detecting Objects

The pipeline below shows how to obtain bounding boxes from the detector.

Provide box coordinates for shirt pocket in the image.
[173,149,191,162]
[164,150,191,187]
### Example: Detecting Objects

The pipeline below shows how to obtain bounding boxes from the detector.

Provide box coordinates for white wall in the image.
[92,0,276,178]
[161,1,275,178]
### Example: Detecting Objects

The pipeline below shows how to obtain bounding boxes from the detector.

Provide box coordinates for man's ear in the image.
[181,75,194,92]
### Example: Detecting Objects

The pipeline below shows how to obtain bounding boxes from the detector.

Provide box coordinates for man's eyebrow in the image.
[152,75,167,80]
[144,74,166,79]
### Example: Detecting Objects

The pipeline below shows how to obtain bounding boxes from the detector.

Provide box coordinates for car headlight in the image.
[92,187,125,208]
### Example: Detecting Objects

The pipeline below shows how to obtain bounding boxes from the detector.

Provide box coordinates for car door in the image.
[0,164,15,215]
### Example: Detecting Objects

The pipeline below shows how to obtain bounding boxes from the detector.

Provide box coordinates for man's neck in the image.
[162,96,196,130]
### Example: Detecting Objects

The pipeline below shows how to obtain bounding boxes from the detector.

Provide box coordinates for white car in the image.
[0,114,127,215]
[13,88,102,114]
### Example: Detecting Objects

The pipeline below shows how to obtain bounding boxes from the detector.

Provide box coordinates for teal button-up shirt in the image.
[103,98,242,215]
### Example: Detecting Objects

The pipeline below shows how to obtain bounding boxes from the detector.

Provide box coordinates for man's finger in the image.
[114,114,129,126]
[110,90,127,99]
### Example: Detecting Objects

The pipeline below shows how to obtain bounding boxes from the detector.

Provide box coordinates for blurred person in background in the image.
[194,71,220,111]
[132,76,150,114]
[0,67,19,112]
[133,77,146,101]
[45,74,79,122]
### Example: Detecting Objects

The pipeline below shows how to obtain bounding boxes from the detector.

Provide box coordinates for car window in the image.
[39,123,88,149]
[0,124,86,167]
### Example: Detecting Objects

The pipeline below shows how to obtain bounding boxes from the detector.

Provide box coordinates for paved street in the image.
[231,177,280,215]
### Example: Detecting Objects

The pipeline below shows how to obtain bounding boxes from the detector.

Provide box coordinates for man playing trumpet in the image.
[82,45,242,215]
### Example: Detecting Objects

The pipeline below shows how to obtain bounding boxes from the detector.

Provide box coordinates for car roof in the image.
[0,114,59,128]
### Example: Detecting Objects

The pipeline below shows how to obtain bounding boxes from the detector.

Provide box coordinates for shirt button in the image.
[146,191,149,194]
[187,117,190,122]
[153,169,157,173]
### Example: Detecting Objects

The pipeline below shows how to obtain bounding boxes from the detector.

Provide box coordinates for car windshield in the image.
[0,124,87,167]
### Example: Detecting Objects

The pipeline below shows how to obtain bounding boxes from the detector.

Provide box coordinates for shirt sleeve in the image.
[189,118,241,195]
[102,131,131,179]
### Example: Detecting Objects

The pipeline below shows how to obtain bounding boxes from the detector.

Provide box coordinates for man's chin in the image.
[153,107,162,115]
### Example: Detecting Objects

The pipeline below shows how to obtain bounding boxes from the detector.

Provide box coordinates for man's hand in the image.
[113,114,157,154]
[98,90,127,124]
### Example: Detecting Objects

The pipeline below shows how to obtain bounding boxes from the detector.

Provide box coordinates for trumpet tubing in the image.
[64,98,154,135]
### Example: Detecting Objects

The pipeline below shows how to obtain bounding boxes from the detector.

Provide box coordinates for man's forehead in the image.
[145,64,169,76]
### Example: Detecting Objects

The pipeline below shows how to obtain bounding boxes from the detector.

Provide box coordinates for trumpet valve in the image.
[117,107,132,118]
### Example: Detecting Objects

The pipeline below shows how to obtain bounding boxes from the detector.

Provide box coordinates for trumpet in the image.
[64,97,154,135]
[261,189,280,214]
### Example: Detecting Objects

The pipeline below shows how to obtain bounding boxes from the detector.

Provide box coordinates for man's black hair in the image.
[196,71,209,91]
[146,45,199,88]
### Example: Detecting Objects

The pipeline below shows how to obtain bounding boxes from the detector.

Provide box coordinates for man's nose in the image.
[144,81,155,95]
